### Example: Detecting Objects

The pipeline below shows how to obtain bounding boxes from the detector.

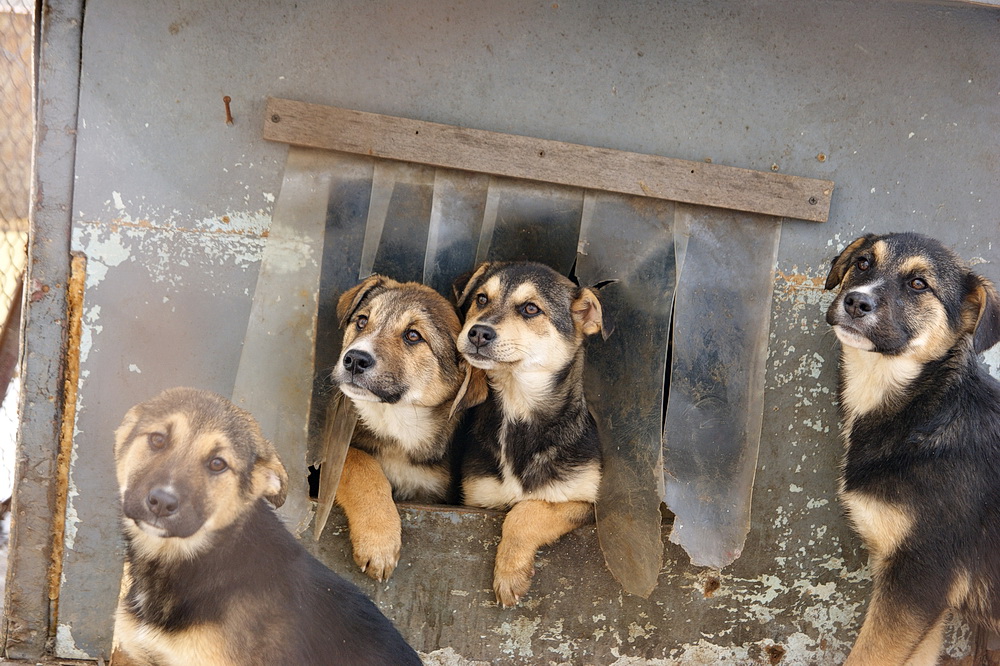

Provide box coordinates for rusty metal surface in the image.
[315,503,855,664]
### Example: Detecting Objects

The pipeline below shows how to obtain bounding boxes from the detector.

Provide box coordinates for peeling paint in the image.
[55,624,92,660]
[79,304,101,365]
[495,616,541,658]
[74,226,130,289]
[419,647,490,666]
[983,346,1000,379]
[63,441,81,550]
[73,193,271,293]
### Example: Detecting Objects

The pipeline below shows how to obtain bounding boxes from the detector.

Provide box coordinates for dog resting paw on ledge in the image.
[453,261,607,607]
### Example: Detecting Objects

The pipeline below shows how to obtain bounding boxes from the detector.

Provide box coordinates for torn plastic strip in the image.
[423,169,489,295]
[662,205,782,569]
[310,153,375,465]
[478,177,584,275]
[232,147,337,534]
[363,160,435,282]
[577,191,675,598]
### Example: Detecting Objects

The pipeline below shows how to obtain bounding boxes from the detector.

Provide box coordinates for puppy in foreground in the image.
[112,387,420,666]
[825,233,1000,665]
[454,261,605,607]
[330,275,480,580]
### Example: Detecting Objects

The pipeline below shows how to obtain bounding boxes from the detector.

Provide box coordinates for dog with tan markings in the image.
[112,387,420,666]
[825,232,1000,665]
[453,261,605,607]
[331,275,481,581]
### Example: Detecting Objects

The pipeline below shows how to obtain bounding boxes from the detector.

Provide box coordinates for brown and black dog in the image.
[453,261,605,606]
[825,232,1000,665]
[331,275,482,581]
[112,387,420,666]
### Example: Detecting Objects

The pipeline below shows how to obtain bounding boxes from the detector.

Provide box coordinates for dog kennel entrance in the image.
[247,98,831,596]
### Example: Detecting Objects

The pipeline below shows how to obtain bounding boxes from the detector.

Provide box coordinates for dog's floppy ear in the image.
[448,363,489,419]
[337,275,389,329]
[572,287,609,340]
[825,235,874,290]
[966,273,1000,354]
[255,446,289,508]
[453,263,491,308]
[113,404,142,458]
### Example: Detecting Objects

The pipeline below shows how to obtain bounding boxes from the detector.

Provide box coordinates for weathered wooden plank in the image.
[263,97,833,223]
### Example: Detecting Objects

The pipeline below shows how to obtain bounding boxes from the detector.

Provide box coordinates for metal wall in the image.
[10,0,1000,663]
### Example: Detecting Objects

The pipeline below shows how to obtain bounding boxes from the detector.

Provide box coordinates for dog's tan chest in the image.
[377,447,450,501]
[839,489,914,560]
[839,348,922,427]
[353,400,442,453]
[492,369,560,422]
[115,608,231,666]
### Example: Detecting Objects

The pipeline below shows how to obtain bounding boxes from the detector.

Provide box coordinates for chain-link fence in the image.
[0,1,33,503]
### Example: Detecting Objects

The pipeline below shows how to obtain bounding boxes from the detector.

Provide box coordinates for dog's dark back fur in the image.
[825,233,1000,663]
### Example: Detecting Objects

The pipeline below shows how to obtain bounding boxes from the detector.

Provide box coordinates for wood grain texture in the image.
[263,97,832,222]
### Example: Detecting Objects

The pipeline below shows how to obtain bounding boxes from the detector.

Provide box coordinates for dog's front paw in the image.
[350,514,402,581]
[493,559,534,607]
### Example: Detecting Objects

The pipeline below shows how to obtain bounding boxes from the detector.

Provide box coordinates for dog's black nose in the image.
[343,349,375,375]
[146,487,179,518]
[468,324,496,348]
[843,291,875,319]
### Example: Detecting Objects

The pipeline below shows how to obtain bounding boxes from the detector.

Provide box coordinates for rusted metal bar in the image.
[3,0,84,658]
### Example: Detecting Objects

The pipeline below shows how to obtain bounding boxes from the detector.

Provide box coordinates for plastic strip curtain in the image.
[260,147,782,577]
[663,206,781,569]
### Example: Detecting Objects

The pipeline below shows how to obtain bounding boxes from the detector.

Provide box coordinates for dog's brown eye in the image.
[207,457,228,473]
[909,278,928,291]
[476,293,488,306]
[148,433,167,450]
[856,257,871,271]
[356,315,368,330]
[403,329,423,344]
[520,303,541,317]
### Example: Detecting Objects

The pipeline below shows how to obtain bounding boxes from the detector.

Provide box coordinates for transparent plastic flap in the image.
[363,161,436,282]
[310,153,375,464]
[577,192,675,598]
[663,206,781,569]
[478,178,584,274]
[232,147,341,534]
[423,170,490,295]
